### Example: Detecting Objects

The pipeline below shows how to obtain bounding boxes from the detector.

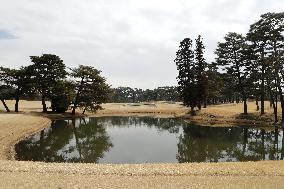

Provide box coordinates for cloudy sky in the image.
[0,0,283,89]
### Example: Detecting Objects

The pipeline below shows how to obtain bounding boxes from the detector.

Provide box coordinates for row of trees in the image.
[175,35,209,113]
[110,86,181,103]
[0,54,110,115]
[175,12,284,125]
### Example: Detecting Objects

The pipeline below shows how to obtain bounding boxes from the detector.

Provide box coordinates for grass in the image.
[0,100,280,126]
[183,101,281,127]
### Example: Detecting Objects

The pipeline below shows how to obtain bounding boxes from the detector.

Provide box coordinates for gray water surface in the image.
[15,116,284,163]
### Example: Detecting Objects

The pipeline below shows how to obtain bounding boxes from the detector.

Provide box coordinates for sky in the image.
[0,0,283,89]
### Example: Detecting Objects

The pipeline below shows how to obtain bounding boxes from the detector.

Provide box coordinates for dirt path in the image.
[0,160,284,188]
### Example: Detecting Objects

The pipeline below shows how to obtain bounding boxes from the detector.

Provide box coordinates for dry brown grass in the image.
[94,102,188,117]
[201,101,275,117]
[0,100,51,113]
[1,160,284,188]
[186,101,279,127]
[0,100,279,126]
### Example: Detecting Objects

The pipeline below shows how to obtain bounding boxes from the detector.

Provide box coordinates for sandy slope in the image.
[1,156,284,188]
[0,114,50,160]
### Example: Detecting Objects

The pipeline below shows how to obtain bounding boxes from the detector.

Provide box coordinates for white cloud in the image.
[0,0,283,88]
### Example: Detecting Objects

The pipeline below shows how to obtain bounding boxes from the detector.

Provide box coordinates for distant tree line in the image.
[0,54,110,115]
[175,12,284,125]
[109,86,181,103]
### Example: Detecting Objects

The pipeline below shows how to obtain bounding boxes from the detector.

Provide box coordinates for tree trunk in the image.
[72,77,85,115]
[203,99,207,108]
[281,100,284,127]
[15,95,20,112]
[255,98,259,111]
[236,97,239,104]
[270,93,278,123]
[190,106,195,116]
[273,101,278,124]
[51,98,55,113]
[260,53,265,115]
[275,92,278,117]
[71,104,77,115]
[197,102,201,110]
[1,99,10,112]
[276,80,284,127]
[41,93,47,113]
[243,99,248,115]
[82,107,87,115]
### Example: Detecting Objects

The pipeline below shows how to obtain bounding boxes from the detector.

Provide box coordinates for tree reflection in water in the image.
[177,124,284,163]
[15,117,284,163]
[15,118,113,163]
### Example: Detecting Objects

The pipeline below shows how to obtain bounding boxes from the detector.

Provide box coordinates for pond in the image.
[15,116,284,163]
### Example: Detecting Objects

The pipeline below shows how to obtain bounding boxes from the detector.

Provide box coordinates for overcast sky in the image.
[0,0,283,89]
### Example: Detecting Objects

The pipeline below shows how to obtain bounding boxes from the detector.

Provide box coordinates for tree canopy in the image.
[71,65,111,115]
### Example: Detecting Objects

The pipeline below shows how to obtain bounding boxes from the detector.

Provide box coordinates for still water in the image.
[15,116,284,163]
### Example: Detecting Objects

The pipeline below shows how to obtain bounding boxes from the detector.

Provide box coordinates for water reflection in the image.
[15,117,284,163]
[177,124,283,162]
[16,118,113,163]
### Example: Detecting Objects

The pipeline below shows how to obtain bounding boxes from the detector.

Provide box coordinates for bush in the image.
[51,95,69,113]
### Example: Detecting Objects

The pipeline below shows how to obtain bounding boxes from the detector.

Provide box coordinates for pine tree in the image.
[30,54,67,112]
[71,65,111,115]
[195,35,207,109]
[215,32,249,114]
[175,38,198,114]
[247,12,284,124]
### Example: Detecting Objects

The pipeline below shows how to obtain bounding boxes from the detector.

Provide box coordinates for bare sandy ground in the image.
[1,160,284,188]
[0,100,187,115]
[0,101,284,188]
[0,99,277,118]
[0,114,51,160]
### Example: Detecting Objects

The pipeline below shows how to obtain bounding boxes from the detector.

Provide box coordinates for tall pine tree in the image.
[175,38,198,115]
[215,32,249,115]
[195,35,208,109]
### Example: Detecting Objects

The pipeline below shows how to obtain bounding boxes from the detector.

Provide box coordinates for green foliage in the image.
[0,66,34,111]
[175,36,209,112]
[30,54,68,112]
[71,65,111,115]
[175,38,198,110]
[195,35,208,108]
[215,32,250,114]
[0,85,15,100]
[246,12,284,116]
[50,80,75,113]
[110,86,180,103]
[51,95,69,113]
